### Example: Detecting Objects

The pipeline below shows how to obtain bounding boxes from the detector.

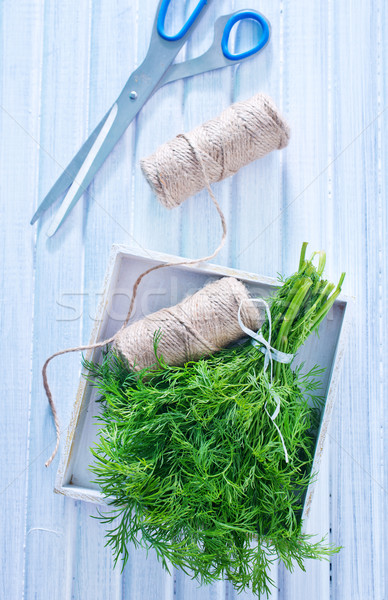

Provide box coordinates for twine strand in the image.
[43,136,226,467]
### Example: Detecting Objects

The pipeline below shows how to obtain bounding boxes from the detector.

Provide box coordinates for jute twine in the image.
[114,277,263,371]
[43,93,289,467]
[140,93,290,208]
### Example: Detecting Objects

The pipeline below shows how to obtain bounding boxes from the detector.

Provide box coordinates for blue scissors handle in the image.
[158,11,271,89]
[157,2,270,61]
[157,0,208,42]
[221,11,270,61]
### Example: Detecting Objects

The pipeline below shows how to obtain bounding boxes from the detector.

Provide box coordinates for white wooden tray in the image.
[55,244,352,524]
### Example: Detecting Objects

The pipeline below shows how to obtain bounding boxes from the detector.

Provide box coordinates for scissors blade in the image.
[30,110,112,225]
[46,102,121,236]
[45,55,188,235]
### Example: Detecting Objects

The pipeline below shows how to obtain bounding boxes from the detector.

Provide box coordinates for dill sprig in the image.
[83,244,344,596]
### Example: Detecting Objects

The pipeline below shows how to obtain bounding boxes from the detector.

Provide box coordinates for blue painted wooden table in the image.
[1,0,387,598]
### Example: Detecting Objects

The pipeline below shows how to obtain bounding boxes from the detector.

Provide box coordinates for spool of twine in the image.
[140,93,289,208]
[42,92,289,467]
[114,277,263,371]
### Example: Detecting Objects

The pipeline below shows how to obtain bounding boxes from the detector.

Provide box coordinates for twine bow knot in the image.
[238,298,294,463]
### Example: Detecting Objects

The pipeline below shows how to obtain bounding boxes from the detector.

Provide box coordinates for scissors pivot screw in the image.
[129,91,138,100]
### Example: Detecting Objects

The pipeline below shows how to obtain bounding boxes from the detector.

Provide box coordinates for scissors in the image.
[31,0,270,236]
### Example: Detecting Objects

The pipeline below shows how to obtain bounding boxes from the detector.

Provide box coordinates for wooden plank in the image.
[276,1,331,598]
[73,1,137,598]
[80,0,141,269]
[122,547,174,599]
[174,574,223,600]
[230,2,282,597]
[330,0,384,598]
[0,1,43,598]
[132,0,185,261]
[23,0,91,598]
[72,503,122,600]
[232,0,283,280]
[380,1,388,595]
[177,0,233,272]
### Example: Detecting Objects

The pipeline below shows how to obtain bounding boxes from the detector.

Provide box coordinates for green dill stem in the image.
[309,251,326,277]
[291,281,335,334]
[273,254,320,336]
[269,286,298,336]
[269,274,311,341]
[317,251,326,277]
[318,281,335,303]
[309,273,346,331]
[275,278,313,350]
[311,277,324,296]
[315,282,336,313]
[298,242,308,271]
[303,264,316,279]
[273,278,313,379]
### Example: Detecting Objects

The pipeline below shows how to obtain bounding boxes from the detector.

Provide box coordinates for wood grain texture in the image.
[75,2,138,597]
[23,0,90,598]
[0,0,386,598]
[0,1,43,598]
[278,1,331,596]
[329,1,386,599]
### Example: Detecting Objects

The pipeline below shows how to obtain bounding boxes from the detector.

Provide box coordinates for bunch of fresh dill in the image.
[84,244,344,596]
